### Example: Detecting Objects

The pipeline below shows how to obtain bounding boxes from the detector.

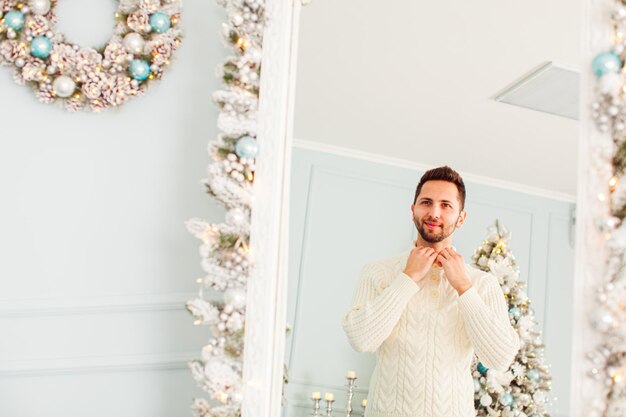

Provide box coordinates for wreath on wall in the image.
[0,0,182,112]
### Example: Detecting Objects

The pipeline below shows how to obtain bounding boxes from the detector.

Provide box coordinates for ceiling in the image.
[293,0,580,198]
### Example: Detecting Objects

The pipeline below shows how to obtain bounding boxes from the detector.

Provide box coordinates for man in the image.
[341,166,519,417]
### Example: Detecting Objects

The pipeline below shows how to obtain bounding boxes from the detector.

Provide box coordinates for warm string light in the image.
[216,392,229,403]
[236,37,250,50]
[609,175,618,192]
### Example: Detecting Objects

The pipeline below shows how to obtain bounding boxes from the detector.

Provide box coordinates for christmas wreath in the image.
[0,0,182,112]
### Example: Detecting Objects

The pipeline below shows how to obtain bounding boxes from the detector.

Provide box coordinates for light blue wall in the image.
[284,146,575,417]
[0,2,226,415]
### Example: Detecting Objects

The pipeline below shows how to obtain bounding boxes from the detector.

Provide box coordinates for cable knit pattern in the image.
[341,248,520,417]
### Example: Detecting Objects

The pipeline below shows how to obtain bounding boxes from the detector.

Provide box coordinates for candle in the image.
[311,392,321,400]
[347,370,356,379]
[324,392,334,401]
[362,399,367,407]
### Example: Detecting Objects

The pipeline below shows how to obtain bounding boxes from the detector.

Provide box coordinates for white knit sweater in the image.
[341,247,520,417]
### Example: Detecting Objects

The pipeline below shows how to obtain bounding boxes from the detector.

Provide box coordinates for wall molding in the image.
[293,138,576,203]
[0,292,205,318]
[0,351,197,377]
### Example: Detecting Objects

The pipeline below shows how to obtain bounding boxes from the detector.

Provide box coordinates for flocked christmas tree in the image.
[470,220,553,417]
[183,0,266,416]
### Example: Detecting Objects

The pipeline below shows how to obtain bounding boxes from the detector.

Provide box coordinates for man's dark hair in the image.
[413,166,466,210]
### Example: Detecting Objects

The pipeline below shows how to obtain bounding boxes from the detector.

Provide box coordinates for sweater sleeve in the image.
[341,262,422,353]
[457,273,520,372]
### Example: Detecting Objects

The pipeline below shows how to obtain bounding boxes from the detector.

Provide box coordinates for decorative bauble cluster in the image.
[0,0,182,111]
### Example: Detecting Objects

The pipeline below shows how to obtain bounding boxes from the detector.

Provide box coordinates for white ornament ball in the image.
[224,288,246,309]
[225,207,247,227]
[232,15,244,26]
[52,76,76,98]
[590,307,616,332]
[123,32,145,54]
[480,394,493,406]
[600,72,622,95]
[29,0,50,15]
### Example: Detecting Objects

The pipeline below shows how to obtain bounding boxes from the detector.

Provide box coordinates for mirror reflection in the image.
[282,2,578,417]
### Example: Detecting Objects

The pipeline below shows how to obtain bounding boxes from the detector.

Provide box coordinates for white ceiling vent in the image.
[493,61,580,120]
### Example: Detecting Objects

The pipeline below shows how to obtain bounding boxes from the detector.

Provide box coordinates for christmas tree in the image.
[470,220,553,417]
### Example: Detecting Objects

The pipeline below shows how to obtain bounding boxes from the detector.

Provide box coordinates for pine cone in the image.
[64,95,86,112]
[24,15,50,37]
[101,74,132,106]
[0,40,29,65]
[126,11,151,33]
[36,83,55,104]
[21,57,46,82]
[50,43,77,73]
[88,97,109,112]
[139,0,161,13]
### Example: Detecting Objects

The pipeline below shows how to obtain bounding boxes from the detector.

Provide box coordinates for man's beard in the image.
[413,216,459,243]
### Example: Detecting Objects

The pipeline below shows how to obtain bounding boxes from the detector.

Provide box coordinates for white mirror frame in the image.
[241,0,610,415]
[240,0,302,416]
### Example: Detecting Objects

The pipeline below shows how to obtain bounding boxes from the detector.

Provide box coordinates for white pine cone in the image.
[148,38,172,66]
[126,11,151,33]
[24,15,50,37]
[0,0,18,12]
[139,0,161,13]
[103,42,132,68]
[12,68,25,85]
[73,47,103,80]
[81,79,103,99]
[36,83,55,104]
[50,43,77,73]
[64,96,86,112]
[0,40,29,65]
[89,97,109,112]
[118,0,141,13]
[21,57,46,82]
[46,9,58,26]
[101,74,132,106]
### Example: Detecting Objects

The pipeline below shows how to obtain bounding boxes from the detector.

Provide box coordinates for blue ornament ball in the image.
[477,362,489,376]
[498,392,513,407]
[509,306,521,321]
[235,136,259,159]
[4,10,25,31]
[473,378,481,393]
[592,51,622,77]
[129,59,151,81]
[30,36,52,58]
[526,369,540,382]
[149,12,171,33]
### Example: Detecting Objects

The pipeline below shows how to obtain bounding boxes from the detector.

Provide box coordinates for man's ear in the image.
[456,210,467,228]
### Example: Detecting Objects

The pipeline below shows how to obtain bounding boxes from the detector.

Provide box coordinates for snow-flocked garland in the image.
[0,0,182,112]
[587,1,626,416]
[184,0,265,416]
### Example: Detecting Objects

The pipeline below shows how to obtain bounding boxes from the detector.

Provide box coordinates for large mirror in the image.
[281,1,579,417]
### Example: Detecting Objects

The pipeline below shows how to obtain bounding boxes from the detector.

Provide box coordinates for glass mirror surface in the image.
[283,2,578,417]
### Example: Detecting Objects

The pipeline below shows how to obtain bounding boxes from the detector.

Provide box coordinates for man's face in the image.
[412,180,466,243]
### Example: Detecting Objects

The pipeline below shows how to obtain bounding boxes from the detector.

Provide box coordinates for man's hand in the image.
[403,246,438,283]
[436,247,472,295]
